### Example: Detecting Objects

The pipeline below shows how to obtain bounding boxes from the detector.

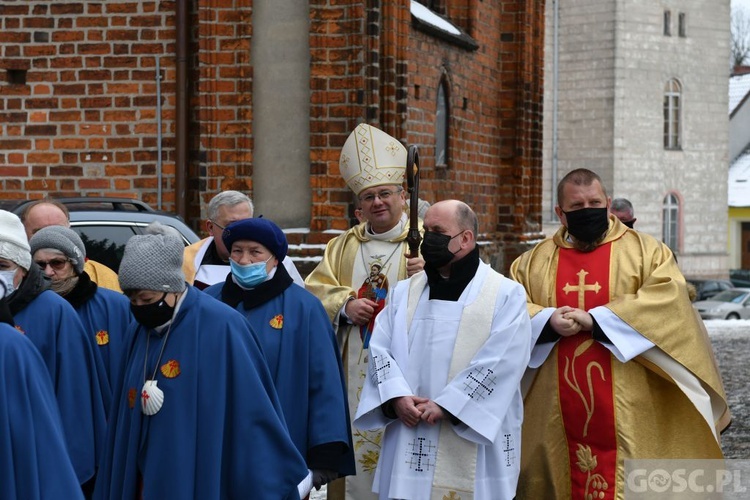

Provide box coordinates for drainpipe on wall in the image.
[175,0,189,219]
[551,0,559,221]
[156,56,163,210]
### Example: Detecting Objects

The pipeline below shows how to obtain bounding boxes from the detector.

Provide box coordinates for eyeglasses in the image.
[35,258,70,271]
[359,188,403,204]
[210,220,226,231]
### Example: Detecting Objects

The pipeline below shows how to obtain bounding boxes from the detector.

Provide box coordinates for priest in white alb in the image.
[354,200,531,500]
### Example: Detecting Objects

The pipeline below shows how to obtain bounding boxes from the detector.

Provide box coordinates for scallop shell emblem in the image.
[95,330,109,345]
[141,380,164,416]
[160,360,181,378]
[269,314,283,329]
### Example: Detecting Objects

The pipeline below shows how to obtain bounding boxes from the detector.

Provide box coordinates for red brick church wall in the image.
[0,0,545,273]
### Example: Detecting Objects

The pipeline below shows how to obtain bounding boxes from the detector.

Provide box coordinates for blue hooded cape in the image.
[205,265,355,477]
[14,289,109,485]
[74,286,133,401]
[0,324,83,500]
[94,286,309,499]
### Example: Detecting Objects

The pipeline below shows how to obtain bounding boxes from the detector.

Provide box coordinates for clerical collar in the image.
[221,263,293,310]
[366,213,406,241]
[201,238,227,265]
[425,246,480,301]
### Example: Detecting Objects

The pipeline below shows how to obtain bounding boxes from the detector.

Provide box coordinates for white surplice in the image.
[354,262,531,500]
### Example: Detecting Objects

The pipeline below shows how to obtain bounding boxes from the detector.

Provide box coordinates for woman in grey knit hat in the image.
[29,225,132,396]
[95,221,315,499]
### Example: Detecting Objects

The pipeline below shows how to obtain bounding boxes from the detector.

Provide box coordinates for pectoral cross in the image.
[563,269,601,309]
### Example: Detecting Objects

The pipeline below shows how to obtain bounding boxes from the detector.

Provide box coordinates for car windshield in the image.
[710,290,749,303]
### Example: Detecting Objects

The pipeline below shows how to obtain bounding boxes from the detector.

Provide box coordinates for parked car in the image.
[8,198,200,272]
[692,288,750,320]
[685,279,734,302]
[729,269,750,288]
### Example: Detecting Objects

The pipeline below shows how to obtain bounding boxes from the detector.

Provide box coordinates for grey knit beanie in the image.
[29,226,86,275]
[118,221,186,293]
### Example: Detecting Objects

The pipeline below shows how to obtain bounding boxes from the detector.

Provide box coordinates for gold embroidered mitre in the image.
[339,123,406,195]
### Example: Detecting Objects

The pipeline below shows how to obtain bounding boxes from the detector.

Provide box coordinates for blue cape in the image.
[75,287,133,402]
[94,286,309,499]
[0,324,83,500]
[14,290,108,485]
[205,277,355,476]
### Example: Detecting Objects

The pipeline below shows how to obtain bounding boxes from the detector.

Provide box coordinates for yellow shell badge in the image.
[95,330,110,345]
[160,360,181,378]
[269,314,283,329]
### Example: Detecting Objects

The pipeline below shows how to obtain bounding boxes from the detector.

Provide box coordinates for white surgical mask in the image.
[0,270,17,300]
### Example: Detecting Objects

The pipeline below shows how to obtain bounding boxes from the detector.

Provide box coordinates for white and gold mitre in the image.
[339,123,406,195]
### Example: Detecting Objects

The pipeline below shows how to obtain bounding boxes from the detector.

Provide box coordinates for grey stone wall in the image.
[544,0,731,278]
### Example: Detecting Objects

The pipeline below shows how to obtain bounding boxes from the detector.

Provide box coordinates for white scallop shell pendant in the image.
[141,380,164,416]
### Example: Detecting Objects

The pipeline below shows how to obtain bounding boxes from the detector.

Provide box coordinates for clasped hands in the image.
[550,306,593,337]
[392,395,444,427]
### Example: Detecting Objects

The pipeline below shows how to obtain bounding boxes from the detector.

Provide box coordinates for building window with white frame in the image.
[663,193,680,253]
[435,79,449,167]
[663,79,681,150]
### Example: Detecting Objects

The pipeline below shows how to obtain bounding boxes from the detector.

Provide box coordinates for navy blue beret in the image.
[222,218,288,259]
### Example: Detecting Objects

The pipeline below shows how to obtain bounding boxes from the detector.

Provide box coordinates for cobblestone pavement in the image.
[706,320,750,459]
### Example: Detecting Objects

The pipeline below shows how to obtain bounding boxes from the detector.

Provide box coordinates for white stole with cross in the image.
[402,266,502,499]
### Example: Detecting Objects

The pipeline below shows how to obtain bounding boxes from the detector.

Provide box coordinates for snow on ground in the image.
[704,319,750,337]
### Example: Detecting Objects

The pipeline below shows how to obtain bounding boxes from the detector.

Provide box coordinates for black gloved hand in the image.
[312,469,338,490]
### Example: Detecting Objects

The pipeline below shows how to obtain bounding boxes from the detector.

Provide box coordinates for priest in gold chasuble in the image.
[510,169,730,500]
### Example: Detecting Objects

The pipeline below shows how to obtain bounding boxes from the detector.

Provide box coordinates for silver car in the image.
[693,288,750,320]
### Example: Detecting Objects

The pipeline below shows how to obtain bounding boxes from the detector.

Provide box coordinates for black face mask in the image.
[130,293,175,330]
[621,218,636,229]
[420,231,460,268]
[563,207,609,244]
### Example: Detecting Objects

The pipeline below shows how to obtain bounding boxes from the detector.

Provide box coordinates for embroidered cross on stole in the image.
[556,243,616,500]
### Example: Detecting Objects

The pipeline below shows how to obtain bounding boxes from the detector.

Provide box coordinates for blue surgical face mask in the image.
[0,270,17,300]
[230,256,273,288]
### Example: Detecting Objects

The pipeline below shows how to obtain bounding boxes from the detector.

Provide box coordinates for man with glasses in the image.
[305,123,424,500]
[182,190,304,289]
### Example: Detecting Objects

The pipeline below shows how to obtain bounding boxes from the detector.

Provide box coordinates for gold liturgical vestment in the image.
[305,220,416,500]
[510,216,730,500]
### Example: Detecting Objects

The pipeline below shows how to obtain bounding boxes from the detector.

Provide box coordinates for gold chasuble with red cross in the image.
[510,216,730,500]
[556,244,616,500]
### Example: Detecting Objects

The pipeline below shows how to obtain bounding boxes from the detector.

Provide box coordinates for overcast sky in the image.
[735,0,750,13]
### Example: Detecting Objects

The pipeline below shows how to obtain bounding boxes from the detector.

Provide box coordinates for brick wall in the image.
[0,1,178,209]
[1,0,546,273]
